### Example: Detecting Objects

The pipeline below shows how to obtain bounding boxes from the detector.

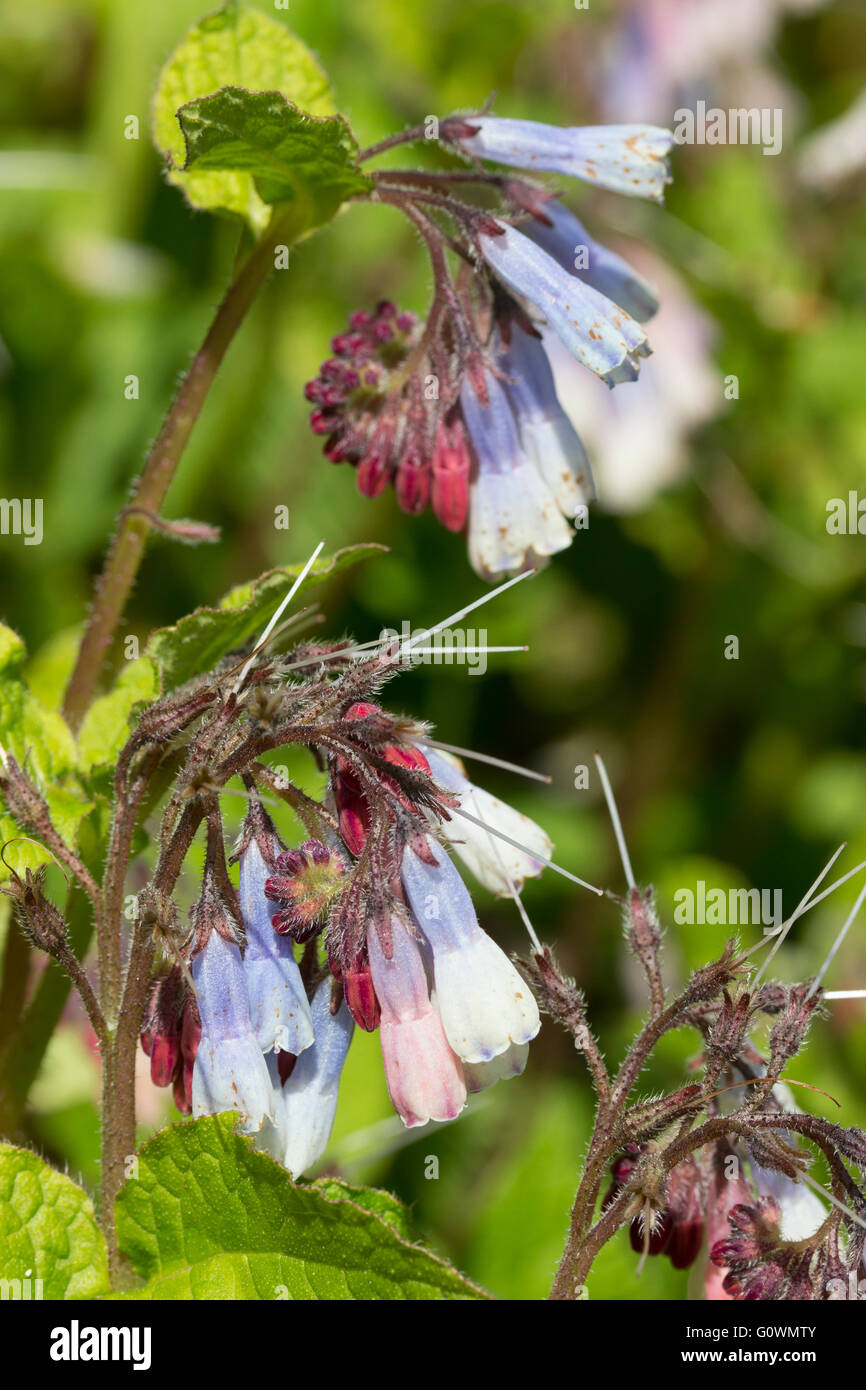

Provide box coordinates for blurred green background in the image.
[1,0,865,1299]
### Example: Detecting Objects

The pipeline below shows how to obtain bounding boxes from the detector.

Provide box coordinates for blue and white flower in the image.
[239,837,315,1056]
[401,839,541,1065]
[256,976,354,1176]
[460,368,573,578]
[498,322,596,520]
[479,221,651,386]
[524,199,659,323]
[445,116,673,202]
[191,928,275,1135]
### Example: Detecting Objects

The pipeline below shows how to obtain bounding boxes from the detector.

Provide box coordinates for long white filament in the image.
[451,804,603,895]
[234,539,325,692]
[751,843,846,988]
[807,879,866,1000]
[593,753,635,891]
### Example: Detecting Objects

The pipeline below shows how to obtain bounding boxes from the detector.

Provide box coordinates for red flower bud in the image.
[432,416,471,532]
[342,953,381,1031]
[395,453,431,516]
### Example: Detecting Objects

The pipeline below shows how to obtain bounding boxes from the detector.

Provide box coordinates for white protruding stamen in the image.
[465,786,543,952]
[594,753,635,891]
[824,990,866,1000]
[751,842,846,987]
[800,1169,866,1233]
[807,878,866,1000]
[425,739,552,785]
[397,569,535,660]
[234,539,325,692]
[451,804,603,895]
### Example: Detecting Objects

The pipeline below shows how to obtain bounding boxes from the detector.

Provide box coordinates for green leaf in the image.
[145,543,386,694]
[0,1143,109,1299]
[152,1,339,231]
[310,1176,420,1242]
[77,658,160,774]
[179,88,372,228]
[0,624,94,881]
[114,1114,488,1300]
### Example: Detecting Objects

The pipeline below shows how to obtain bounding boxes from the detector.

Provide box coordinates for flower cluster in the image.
[306,113,673,579]
[138,672,552,1174]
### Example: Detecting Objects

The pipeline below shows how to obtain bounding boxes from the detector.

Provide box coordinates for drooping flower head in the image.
[306,109,673,578]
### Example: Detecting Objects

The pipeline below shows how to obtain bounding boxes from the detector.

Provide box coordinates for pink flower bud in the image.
[341,952,381,1031]
[431,417,471,532]
[395,453,431,516]
[368,918,466,1127]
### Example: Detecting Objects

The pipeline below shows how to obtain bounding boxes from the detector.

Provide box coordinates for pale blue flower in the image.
[525,199,659,322]
[239,838,314,1056]
[479,221,650,385]
[498,323,596,517]
[191,929,274,1134]
[459,368,573,578]
[447,116,673,202]
[256,977,354,1177]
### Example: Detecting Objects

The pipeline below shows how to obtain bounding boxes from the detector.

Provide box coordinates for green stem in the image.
[62,209,299,733]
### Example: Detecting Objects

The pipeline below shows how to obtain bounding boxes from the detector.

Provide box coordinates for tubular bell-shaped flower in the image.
[442,116,673,202]
[191,927,274,1135]
[498,323,596,520]
[478,222,651,386]
[400,839,541,1064]
[460,368,573,579]
[238,826,315,1056]
[524,198,659,323]
[420,744,551,894]
[367,915,467,1127]
[256,976,354,1177]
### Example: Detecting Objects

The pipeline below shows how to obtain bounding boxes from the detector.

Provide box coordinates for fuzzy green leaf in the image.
[145,543,385,694]
[178,87,372,226]
[113,1114,488,1300]
[0,624,94,881]
[77,659,160,774]
[0,1144,109,1300]
[152,1,339,231]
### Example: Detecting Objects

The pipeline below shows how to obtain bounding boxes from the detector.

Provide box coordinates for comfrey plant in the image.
[306,120,672,579]
[0,2,862,1307]
[0,550,586,1294]
[526,777,866,1301]
[4,547,866,1302]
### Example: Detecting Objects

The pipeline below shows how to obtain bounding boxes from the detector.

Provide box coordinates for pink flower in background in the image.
[597,0,828,125]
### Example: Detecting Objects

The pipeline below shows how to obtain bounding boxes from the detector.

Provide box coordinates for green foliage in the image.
[152,1,342,231]
[0,1143,109,1299]
[113,1114,488,1299]
[144,542,385,692]
[179,89,373,228]
[0,624,94,881]
[1,0,865,1303]
[77,658,161,774]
